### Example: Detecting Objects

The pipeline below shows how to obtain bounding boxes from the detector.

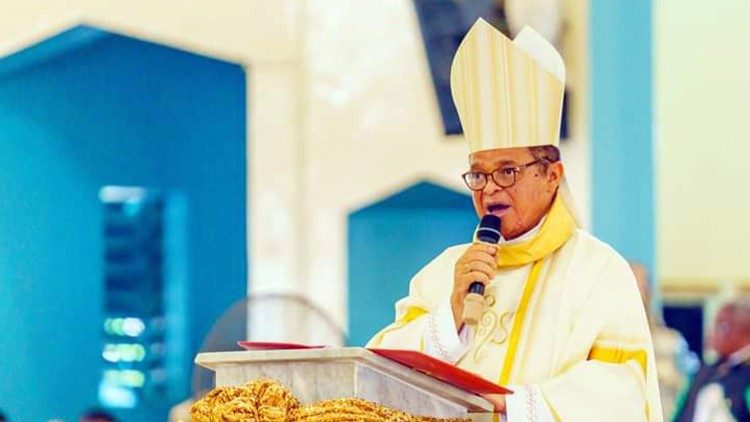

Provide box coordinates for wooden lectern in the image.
[195,347,496,420]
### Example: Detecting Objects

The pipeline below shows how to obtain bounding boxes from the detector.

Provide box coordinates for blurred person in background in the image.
[78,409,115,422]
[0,410,6,422]
[630,262,698,420]
[674,298,750,421]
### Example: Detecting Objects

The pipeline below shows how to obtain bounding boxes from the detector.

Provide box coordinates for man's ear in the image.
[548,162,564,192]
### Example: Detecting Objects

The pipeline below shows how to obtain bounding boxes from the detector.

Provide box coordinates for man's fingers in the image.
[469,243,498,254]
[480,393,506,413]
[461,250,497,265]
[460,271,490,286]
[460,261,495,278]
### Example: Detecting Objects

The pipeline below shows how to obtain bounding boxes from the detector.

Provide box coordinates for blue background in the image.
[0,26,247,421]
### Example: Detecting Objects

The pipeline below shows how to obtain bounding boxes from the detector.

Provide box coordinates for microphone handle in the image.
[462,281,487,326]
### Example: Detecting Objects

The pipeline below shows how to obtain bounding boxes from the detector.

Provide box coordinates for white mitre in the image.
[450,18,565,153]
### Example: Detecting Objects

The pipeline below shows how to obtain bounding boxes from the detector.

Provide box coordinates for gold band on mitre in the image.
[450,19,565,153]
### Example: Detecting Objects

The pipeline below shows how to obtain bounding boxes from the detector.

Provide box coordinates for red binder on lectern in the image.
[236,342,511,396]
[369,348,511,395]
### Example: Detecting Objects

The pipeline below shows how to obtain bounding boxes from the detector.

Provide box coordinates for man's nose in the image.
[483,176,503,195]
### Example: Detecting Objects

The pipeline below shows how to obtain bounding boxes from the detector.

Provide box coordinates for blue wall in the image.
[590,1,654,271]
[347,182,478,346]
[0,27,246,421]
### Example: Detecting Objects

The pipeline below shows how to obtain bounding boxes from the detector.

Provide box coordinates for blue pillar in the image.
[590,0,654,271]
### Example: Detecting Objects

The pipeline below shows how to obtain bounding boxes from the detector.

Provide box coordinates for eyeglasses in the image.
[461,159,550,191]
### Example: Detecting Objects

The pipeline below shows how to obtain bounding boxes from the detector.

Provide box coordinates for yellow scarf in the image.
[496,194,577,267]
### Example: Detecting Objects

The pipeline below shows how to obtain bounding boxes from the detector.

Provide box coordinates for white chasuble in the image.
[367,197,663,421]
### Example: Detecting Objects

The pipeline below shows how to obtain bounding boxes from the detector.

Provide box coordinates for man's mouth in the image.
[486,203,510,216]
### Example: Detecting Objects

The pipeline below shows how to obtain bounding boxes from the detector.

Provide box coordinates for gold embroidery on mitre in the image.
[450,19,566,152]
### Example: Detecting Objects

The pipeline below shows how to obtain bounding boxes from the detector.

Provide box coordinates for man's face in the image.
[709,305,750,358]
[468,147,563,239]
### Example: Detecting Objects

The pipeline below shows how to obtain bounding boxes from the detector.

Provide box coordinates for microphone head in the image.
[477,215,502,244]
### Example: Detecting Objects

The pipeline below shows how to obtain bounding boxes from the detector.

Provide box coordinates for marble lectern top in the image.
[195,347,495,417]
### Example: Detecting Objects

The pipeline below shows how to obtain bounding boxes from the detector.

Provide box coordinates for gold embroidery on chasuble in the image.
[472,308,515,363]
[472,289,515,363]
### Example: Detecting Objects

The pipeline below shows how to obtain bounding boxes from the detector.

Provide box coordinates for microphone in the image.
[462,215,501,326]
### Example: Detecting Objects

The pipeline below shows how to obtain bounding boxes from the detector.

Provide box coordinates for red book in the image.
[235,342,511,396]
[368,348,512,395]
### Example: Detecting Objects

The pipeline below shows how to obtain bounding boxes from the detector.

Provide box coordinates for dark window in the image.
[99,187,166,408]
[663,303,704,357]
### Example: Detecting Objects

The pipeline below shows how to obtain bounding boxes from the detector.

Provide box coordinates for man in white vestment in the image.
[367,19,663,421]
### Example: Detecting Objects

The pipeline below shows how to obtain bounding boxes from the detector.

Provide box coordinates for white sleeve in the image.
[423,299,471,363]
[505,385,555,422]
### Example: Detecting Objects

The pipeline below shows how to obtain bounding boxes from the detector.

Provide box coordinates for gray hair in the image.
[529,145,561,173]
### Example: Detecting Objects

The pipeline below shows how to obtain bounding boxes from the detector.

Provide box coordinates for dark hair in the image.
[0,409,6,422]
[80,409,116,422]
[528,145,561,173]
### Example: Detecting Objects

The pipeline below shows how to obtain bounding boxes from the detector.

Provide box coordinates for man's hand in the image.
[451,243,497,329]
[480,393,507,414]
